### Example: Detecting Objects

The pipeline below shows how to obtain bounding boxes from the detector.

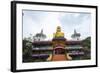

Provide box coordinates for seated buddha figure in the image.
[53,26,64,38]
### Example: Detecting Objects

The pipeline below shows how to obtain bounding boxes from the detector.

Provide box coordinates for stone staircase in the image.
[52,54,67,61]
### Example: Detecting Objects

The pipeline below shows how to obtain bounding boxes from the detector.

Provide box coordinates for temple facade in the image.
[32,26,85,61]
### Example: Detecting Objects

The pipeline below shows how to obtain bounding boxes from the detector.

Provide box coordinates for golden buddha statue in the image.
[53,26,64,38]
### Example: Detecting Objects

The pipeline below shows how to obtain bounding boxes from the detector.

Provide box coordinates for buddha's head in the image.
[56,26,61,32]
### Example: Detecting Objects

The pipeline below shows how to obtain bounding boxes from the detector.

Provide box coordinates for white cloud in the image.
[23,10,91,40]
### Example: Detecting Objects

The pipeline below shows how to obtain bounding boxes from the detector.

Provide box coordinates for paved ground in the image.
[52,54,67,61]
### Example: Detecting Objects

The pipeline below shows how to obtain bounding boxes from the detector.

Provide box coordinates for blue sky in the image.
[23,10,91,40]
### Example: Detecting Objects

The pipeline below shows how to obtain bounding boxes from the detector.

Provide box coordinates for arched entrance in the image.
[53,47,65,55]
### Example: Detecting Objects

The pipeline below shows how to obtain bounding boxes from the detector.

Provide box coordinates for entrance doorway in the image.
[54,48,65,54]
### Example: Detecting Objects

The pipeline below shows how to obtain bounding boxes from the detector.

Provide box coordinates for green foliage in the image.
[23,38,32,62]
[82,37,91,59]
[82,37,91,49]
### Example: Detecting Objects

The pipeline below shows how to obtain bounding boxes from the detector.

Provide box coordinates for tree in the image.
[82,37,91,59]
[82,37,91,49]
[23,38,32,62]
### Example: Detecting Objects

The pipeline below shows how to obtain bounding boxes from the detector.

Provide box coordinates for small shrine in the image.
[71,29,81,40]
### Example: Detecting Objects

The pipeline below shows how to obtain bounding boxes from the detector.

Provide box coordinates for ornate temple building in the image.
[32,26,85,61]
